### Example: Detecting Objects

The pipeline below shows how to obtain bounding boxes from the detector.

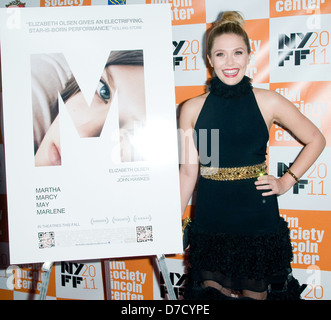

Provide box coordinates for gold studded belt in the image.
[200,162,267,181]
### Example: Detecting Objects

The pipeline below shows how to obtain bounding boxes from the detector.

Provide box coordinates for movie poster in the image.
[0,4,182,264]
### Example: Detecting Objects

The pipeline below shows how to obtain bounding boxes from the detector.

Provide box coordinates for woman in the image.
[179,11,326,300]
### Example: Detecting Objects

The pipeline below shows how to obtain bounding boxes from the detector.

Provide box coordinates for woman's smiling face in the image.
[208,33,251,86]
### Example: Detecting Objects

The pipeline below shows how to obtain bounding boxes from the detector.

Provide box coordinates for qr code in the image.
[136,226,153,243]
[38,232,55,249]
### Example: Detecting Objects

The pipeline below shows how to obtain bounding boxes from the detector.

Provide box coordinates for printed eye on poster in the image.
[0,4,182,264]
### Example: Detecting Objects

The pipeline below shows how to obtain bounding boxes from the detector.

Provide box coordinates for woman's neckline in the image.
[210,75,252,99]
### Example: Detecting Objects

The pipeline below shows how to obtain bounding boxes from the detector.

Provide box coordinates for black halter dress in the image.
[184,76,304,300]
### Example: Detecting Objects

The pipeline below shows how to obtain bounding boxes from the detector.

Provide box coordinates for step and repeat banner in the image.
[0,0,330,300]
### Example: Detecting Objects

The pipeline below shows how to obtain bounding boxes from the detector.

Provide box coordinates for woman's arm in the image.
[178,97,204,216]
[255,90,326,196]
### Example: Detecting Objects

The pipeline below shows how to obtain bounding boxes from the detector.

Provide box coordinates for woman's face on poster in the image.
[34,64,146,166]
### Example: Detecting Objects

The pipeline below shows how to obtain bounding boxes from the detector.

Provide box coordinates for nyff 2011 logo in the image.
[61,262,84,288]
[278,32,313,66]
[173,39,200,71]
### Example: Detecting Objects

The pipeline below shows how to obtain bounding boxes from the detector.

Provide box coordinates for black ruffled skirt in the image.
[184,218,305,300]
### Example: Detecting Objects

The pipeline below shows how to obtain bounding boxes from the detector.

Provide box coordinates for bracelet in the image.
[182,217,192,235]
[286,168,300,183]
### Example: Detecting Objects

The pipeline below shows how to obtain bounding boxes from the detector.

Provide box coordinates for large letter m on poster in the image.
[31,50,146,166]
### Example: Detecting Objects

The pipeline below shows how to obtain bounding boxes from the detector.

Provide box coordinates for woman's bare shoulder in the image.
[253,87,283,104]
[180,92,209,127]
[181,92,209,114]
[184,92,208,106]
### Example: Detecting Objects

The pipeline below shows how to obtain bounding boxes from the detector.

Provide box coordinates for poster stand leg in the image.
[155,254,177,300]
[39,261,54,300]
[103,259,112,300]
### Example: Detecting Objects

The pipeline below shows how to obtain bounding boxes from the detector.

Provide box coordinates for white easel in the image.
[38,255,177,300]
[155,254,177,300]
[39,261,54,300]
